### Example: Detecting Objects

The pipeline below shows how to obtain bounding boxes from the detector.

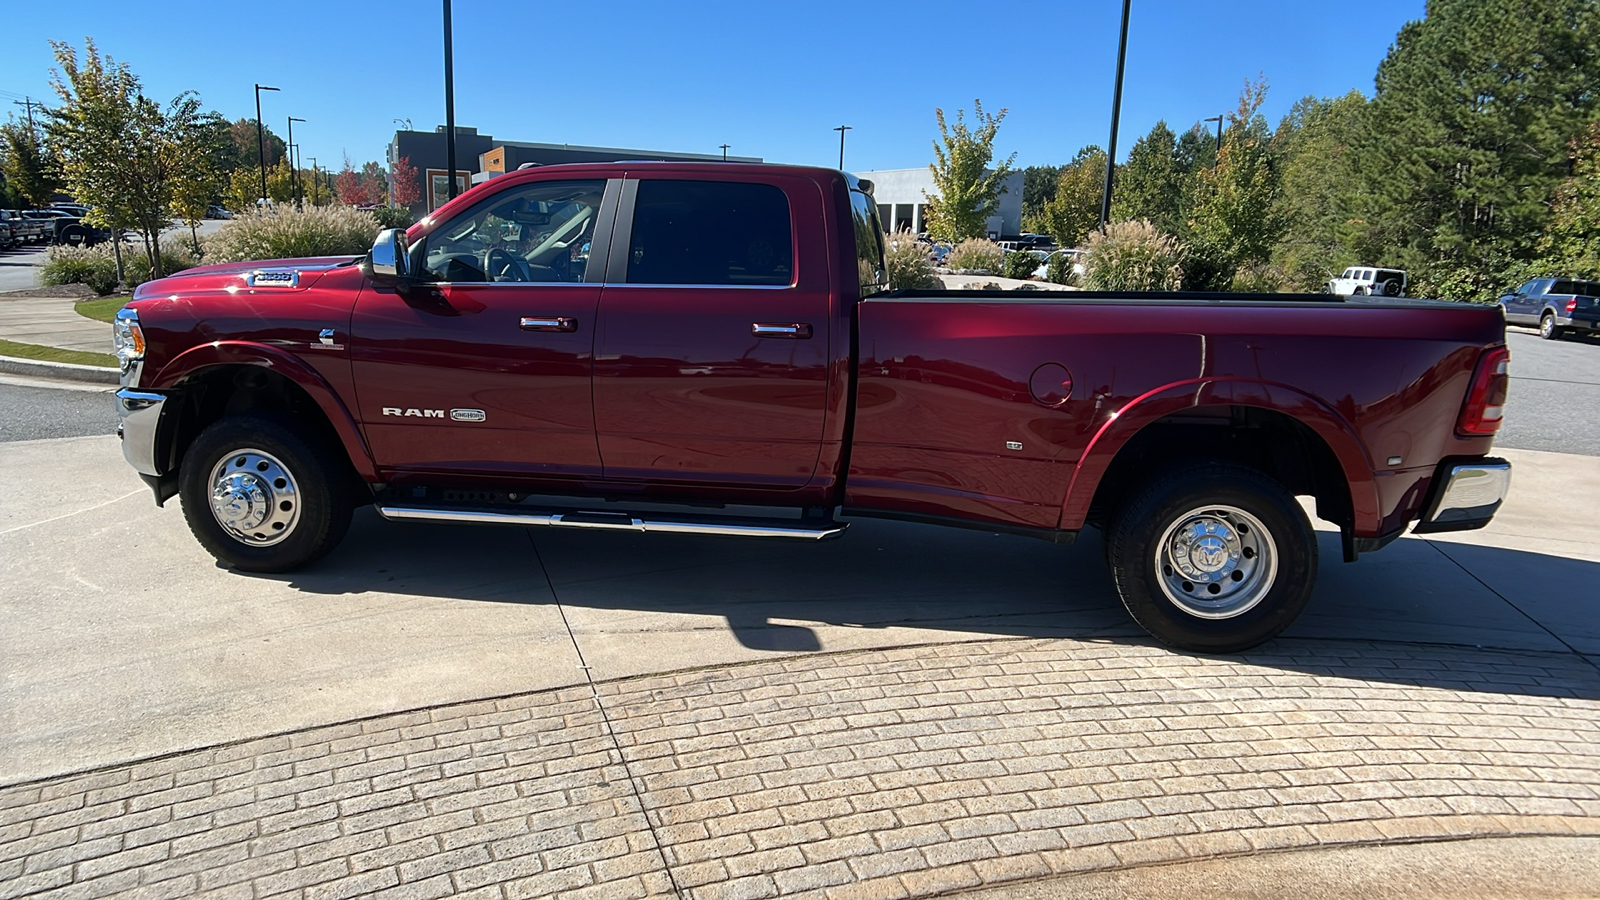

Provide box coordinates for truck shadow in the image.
[256,509,1600,701]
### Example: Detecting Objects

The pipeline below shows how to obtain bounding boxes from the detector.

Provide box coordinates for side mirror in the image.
[368,228,411,286]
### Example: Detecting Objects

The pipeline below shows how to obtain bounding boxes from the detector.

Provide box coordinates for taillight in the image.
[1566,299,1578,312]
[1457,346,1509,436]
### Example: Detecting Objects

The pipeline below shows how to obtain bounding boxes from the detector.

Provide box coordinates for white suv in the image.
[1327,266,1407,297]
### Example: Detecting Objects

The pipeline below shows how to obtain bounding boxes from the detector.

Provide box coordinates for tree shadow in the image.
[248,508,1600,700]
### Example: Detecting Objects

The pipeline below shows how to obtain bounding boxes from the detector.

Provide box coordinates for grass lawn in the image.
[0,338,117,368]
[74,296,132,323]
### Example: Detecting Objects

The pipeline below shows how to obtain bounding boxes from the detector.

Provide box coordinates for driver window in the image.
[421,179,606,284]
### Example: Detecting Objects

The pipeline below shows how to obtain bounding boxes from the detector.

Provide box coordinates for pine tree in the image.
[1111,121,1183,235]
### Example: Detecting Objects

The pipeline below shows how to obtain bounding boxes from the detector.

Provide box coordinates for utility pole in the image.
[12,97,45,139]
[443,0,458,202]
[254,84,280,205]
[1098,0,1132,231]
[833,125,852,171]
[720,143,730,161]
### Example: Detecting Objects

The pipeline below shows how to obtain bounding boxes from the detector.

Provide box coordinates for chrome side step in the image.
[375,505,847,540]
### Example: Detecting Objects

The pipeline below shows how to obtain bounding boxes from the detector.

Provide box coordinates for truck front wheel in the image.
[179,414,353,573]
[1106,463,1316,653]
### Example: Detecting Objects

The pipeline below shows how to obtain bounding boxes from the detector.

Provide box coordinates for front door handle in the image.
[520,316,578,332]
[752,323,813,339]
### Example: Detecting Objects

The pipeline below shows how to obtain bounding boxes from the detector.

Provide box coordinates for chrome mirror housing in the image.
[369,228,409,283]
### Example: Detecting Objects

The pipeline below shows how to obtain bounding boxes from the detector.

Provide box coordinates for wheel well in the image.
[163,366,351,482]
[1085,405,1352,535]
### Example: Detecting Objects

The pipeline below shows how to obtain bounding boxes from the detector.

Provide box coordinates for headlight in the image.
[112,308,146,371]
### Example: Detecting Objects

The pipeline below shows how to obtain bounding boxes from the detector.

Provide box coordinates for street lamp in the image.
[1203,115,1224,166]
[720,143,730,161]
[833,125,852,171]
[392,118,413,131]
[287,117,306,206]
[309,157,319,205]
[254,84,280,205]
[1098,0,1132,231]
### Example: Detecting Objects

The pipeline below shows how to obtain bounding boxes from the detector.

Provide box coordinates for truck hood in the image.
[132,256,360,299]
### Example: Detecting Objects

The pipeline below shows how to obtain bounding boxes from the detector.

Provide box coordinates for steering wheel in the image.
[484,247,527,282]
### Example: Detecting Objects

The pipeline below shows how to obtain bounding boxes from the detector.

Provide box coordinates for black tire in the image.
[1381,279,1401,297]
[1539,312,1564,341]
[179,413,353,572]
[1351,285,1368,296]
[1106,462,1317,653]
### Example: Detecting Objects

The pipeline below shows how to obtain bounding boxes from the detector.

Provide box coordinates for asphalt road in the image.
[1499,327,1600,456]
[0,245,47,293]
[0,376,117,443]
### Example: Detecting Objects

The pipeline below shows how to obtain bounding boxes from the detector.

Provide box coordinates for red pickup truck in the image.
[113,162,1511,652]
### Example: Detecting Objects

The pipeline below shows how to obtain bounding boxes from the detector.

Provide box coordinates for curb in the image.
[0,355,119,385]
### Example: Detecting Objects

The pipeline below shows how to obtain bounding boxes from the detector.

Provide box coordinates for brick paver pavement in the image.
[2,637,1598,899]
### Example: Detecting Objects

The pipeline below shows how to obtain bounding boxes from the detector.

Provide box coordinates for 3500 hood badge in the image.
[247,270,299,288]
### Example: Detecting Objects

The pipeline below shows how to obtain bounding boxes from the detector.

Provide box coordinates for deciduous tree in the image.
[1037,146,1106,248]
[0,120,61,208]
[1538,121,1600,278]
[390,155,421,207]
[924,100,1017,242]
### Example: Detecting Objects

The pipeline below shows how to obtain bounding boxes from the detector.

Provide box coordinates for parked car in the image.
[113,161,1511,653]
[1033,248,1085,281]
[1327,266,1407,297]
[206,205,235,220]
[48,203,91,218]
[1498,277,1600,340]
[0,210,50,245]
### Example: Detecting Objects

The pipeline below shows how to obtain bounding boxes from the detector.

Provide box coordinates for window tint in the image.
[626,180,792,286]
[1550,280,1600,296]
[421,179,605,283]
[1514,280,1535,295]
[849,189,887,296]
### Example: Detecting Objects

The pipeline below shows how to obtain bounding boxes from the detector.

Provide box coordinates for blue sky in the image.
[2,0,1426,172]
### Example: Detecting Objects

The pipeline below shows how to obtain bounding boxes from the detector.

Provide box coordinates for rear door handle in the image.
[752,323,813,339]
[520,316,578,332]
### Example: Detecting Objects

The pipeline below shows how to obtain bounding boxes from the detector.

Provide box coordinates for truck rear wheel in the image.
[1540,312,1564,340]
[1106,462,1316,653]
[179,413,353,572]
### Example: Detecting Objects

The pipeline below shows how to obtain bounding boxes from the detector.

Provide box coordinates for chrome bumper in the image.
[1412,458,1511,534]
[115,388,168,477]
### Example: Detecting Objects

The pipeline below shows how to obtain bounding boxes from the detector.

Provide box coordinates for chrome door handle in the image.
[520,316,578,332]
[752,323,813,339]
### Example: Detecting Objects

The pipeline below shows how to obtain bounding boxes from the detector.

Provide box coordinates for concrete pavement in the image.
[1,432,1597,898]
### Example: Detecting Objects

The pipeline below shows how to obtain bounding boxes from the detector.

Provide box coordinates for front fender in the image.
[1057,378,1380,535]
[150,341,378,481]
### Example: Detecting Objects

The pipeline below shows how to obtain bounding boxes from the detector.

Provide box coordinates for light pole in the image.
[254,84,280,204]
[392,118,413,131]
[443,0,458,202]
[833,125,852,170]
[1203,115,1224,166]
[309,157,319,205]
[287,117,306,206]
[1098,0,1132,231]
[720,143,730,161]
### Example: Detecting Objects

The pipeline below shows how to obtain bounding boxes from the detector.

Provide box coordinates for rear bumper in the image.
[1411,457,1511,534]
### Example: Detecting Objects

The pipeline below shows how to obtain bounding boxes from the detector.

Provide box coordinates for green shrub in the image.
[1002,250,1039,280]
[1045,253,1078,286]
[1082,220,1186,291]
[946,238,1004,273]
[371,206,415,230]
[204,206,382,264]
[1230,262,1294,293]
[123,244,199,288]
[40,245,119,296]
[883,231,940,290]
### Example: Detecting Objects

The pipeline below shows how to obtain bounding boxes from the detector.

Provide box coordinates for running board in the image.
[375,505,847,540]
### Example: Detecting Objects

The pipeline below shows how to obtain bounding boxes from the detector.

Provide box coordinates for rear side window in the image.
[626,180,792,286]
[850,189,887,297]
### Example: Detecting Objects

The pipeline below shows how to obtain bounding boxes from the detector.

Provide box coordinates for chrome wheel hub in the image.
[1156,505,1278,620]
[208,449,300,546]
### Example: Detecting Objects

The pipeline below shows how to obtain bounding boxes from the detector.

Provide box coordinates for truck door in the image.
[592,176,831,489]
[350,178,616,480]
